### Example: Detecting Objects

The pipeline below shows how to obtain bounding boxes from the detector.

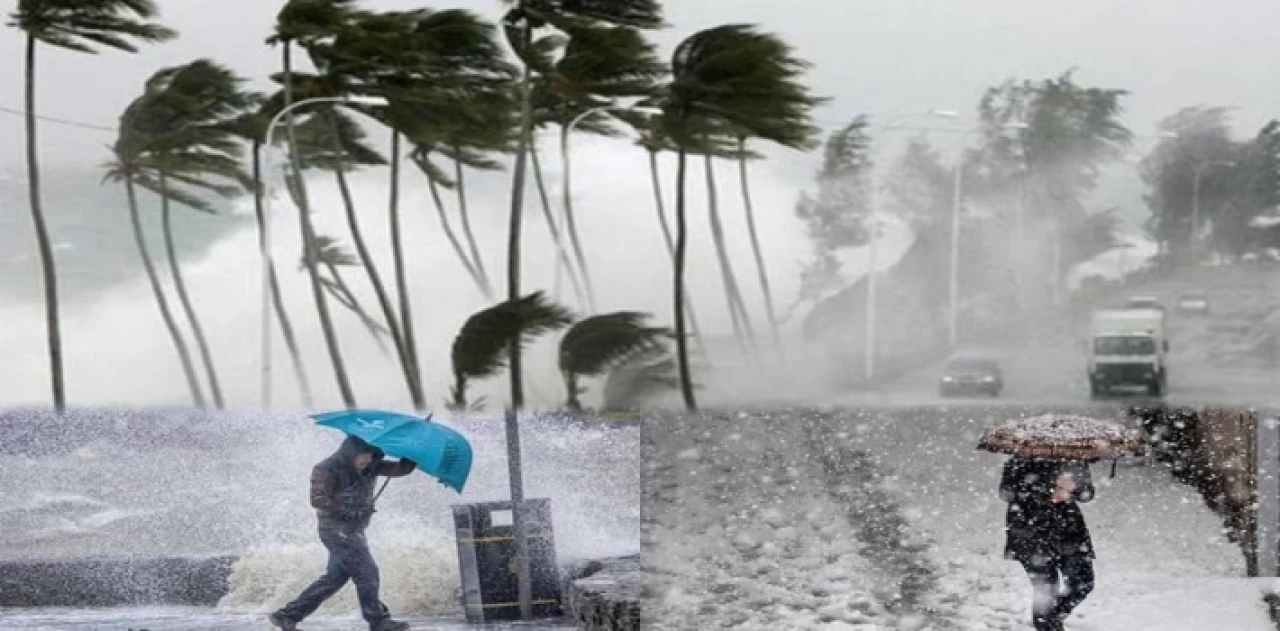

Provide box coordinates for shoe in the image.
[267,612,298,631]
[371,620,410,631]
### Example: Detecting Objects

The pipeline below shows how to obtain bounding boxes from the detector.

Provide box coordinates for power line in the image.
[0,105,116,133]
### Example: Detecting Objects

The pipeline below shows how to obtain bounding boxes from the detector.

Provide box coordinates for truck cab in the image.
[1088,309,1169,398]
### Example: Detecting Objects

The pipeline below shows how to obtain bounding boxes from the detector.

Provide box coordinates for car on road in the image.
[1176,291,1210,315]
[1125,295,1166,314]
[939,357,1003,397]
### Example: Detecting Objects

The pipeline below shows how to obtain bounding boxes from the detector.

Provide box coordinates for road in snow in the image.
[642,408,1272,630]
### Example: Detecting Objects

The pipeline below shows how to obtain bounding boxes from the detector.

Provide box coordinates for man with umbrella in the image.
[980,414,1143,631]
[269,435,416,631]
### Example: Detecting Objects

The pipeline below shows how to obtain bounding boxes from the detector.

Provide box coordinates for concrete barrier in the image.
[564,556,639,631]
[0,555,236,607]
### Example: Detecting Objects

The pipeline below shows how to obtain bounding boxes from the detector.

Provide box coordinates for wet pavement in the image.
[0,607,574,630]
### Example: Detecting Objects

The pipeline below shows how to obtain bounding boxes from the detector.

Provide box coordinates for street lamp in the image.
[259,94,388,408]
[928,109,965,348]
[1191,159,1237,263]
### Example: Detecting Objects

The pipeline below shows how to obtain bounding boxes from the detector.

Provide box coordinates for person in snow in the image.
[1000,457,1096,631]
[269,436,417,631]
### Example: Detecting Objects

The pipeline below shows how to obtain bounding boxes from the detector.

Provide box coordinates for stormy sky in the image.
[2,0,1279,172]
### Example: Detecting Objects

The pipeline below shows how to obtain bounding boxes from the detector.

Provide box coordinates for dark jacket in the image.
[1000,457,1095,561]
[310,436,416,531]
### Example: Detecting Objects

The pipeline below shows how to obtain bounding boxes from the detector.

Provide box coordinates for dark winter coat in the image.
[309,436,416,532]
[1000,457,1095,562]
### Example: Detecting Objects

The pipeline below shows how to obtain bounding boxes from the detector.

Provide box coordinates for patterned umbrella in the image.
[977,413,1144,460]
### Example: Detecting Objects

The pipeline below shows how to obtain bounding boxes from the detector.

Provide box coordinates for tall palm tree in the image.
[225,101,315,406]
[9,0,176,411]
[700,137,757,355]
[268,0,361,408]
[500,0,664,410]
[656,24,823,410]
[302,234,393,354]
[448,291,573,411]
[557,311,669,412]
[134,60,256,410]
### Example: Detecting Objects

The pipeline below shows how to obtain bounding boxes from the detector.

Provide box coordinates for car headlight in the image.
[983,376,995,382]
[942,376,954,382]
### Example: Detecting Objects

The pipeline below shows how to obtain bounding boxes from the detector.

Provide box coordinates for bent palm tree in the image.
[225,101,315,406]
[8,0,176,411]
[601,345,683,412]
[500,0,664,409]
[657,24,824,410]
[558,311,670,412]
[448,291,573,411]
[302,234,393,354]
[269,0,361,407]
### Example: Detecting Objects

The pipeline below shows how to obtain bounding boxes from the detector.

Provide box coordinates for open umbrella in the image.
[977,413,1144,461]
[312,409,473,493]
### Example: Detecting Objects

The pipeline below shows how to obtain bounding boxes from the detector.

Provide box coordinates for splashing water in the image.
[0,407,638,615]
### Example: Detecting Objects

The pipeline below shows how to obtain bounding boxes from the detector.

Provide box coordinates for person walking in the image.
[1000,456,1096,631]
[269,436,417,631]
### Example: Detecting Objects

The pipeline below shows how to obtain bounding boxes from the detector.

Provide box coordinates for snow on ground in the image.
[643,408,1273,630]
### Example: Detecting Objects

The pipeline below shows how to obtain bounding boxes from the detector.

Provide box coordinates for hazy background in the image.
[1,0,1277,408]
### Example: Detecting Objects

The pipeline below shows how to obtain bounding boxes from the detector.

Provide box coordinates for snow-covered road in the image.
[643,408,1273,630]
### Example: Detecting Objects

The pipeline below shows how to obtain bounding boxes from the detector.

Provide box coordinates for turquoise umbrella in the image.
[311,408,472,493]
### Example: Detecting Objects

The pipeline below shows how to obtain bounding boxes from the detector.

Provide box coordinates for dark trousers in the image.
[276,523,389,627]
[1020,553,1094,630]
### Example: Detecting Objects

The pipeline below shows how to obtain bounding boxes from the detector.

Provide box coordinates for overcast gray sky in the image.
[3,0,1279,171]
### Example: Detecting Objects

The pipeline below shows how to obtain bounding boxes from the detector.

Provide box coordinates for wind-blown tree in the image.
[1140,106,1239,265]
[300,234,393,354]
[529,21,668,312]
[223,100,315,406]
[500,0,664,410]
[127,60,256,410]
[787,117,872,323]
[968,69,1132,292]
[268,0,361,408]
[656,24,823,410]
[447,291,573,411]
[557,311,670,412]
[8,0,176,411]
[696,132,758,355]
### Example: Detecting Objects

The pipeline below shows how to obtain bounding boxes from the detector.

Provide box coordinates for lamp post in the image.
[1191,159,1237,264]
[928,109,966,348]
[260,94,388,408]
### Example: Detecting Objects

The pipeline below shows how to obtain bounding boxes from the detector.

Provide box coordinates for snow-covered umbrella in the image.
[977,413,1144,461]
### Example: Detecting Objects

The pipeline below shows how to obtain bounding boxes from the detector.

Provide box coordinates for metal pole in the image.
[1191,166,1203,264]
[865,191,878,381]
[1255,412,1279,577]
[948,161,961,348]
[504,405,533,619]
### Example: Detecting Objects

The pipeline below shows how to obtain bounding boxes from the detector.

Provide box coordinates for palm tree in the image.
[302,234,394,354]
[448,291,573,411]
[656,24,823,410]
[224,102,315,406]
[500,0,664,410]
[557,311,670,412]
[699,135,758,355]
[268,0,361,408]
[132,60,256,410]
[9,0,176,411]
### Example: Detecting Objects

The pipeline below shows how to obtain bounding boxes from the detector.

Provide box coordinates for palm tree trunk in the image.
[674,148,696,410]
[322,262,390,355]
[125,176,205,407]
[453,155,493,296]
[508,53,534,410]
[159,174,225,409]
[704,152,757,354]
[251,142,313,407]
[529,142,588,310]
[558,127,597,312]
[425,167,490,300]
[326,112,422,409]
[648,149,709,360]
[736,140,782,354]
[22,35,65,411]
[388,132,425,410]
[283,42,356,408]
[563,372,581,412]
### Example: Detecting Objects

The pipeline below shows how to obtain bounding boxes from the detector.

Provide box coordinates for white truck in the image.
[1088,308,1169,398]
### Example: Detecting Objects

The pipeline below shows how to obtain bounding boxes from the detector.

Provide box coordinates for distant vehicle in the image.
[939,357,1003,397]
[1125,295,1166,314]
[1088,309,1168,399]
[1176,292,1210,315]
